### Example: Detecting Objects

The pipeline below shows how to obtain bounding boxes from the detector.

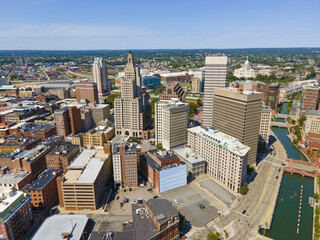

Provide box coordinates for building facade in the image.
[159,82,186,101]
[0,190,33,240]
[68,107,82,135]
[141,149,187,193]
[112,142,139,187]
[202,56,228,127]
[114,52,150,137]
[188,126,249,192]
[155,99,189,150]
[301,87,320,111]
[212,88,263,165]
[75,81,99,103]
[259,106,272,144]
[57,150,110,211]
[27,169,61,209]
[45,144,80,172]
[92,57,109,97]
[54,109,70,137]
[234,58,258,78]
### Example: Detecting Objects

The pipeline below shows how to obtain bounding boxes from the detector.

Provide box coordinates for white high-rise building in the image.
[114,52,149,137]
[259,105,272,144]
[202,56,228,127]
[92,57,109,97]
[187,126,249,192]
[155,99,189,150]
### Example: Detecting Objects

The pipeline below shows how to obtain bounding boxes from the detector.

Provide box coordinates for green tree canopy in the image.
[105,94,120,108]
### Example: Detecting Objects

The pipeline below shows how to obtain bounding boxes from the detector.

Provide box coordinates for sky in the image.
[0,0,319,50]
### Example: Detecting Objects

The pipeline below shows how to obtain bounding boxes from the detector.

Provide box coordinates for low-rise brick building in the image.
[27,169,62,209]
[45,144,80,172]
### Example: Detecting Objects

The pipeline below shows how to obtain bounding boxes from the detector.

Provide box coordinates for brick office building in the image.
[68,107,82,134]
[27,169,62,209]
[301,87,320,111]
[75,81,99,103]
[45,144,80,172]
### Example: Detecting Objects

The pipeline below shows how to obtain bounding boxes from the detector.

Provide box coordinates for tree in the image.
[293,139,299,145]
[207,231,220,240]
[105,94,120,108]
[315,193,319,202]
[239,183,248,195]
[154,87,165,95]
[151,98,159,115]
[299,116,307,126]
[189,102,197,118]
[156,143,162,150]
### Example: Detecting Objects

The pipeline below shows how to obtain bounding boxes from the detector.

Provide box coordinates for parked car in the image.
[199,204,205,209]
[242,210,246,214]
[153,196,159,199]
[174,199,179,204]
[116,196,120,200]
[147,188,153,192]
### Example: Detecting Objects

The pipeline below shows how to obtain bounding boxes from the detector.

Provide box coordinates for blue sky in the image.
[0,0,319,50]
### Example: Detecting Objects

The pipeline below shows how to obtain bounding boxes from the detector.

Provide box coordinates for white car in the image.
[174,199,179,204]
[132,201,137,204]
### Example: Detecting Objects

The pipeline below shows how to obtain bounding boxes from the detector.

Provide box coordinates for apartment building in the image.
[75,81,99,103]
[188,126,250,192]
[90,104,110,127]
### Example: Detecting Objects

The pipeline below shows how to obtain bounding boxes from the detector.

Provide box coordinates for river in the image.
[264,103,314,240]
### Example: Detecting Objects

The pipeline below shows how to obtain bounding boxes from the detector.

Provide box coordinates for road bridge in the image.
[284,159,317,178]
[271,122,287,128]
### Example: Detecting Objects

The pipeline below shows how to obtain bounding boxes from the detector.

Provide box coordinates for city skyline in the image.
[0,0,319,50]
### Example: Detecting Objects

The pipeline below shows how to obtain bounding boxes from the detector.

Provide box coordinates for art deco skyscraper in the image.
[211,88,263,165]
[92,57,109,96]
[114,52,150,137]
[202,56,228,127]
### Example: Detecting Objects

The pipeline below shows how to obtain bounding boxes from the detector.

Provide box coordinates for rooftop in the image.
[20,124,55,133]
[64,150,107,184]
[14,144,48,163]
[0,171,31,184]
[47,143,79,157]
[27,169,61,191]
[174,147,206,164]
[188,126,250,157]
[32,215,88,240]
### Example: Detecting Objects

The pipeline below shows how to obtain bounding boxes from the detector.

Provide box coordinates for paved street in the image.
[190,156,284,239]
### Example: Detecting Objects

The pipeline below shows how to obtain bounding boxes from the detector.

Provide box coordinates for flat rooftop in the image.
[64,150,106,184]
[27,169,60,191]
[47,143,79,157]
[188,126,250,157]
[69,150,96,168]
[174,147,205,164]
[32,214,88,240]
[0,171,31,184]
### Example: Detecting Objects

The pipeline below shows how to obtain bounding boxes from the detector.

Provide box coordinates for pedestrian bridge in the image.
[271,121,287,128]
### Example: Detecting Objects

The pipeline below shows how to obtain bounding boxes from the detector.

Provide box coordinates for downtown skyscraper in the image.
[92,57,110,97]
[114,52,150,137]
[202,56,228,127]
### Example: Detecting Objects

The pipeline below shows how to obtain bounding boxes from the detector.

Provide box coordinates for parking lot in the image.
[160,176,224,228]
[108,186,158,214]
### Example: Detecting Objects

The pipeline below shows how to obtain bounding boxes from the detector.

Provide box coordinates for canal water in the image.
[264,103,314,240]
